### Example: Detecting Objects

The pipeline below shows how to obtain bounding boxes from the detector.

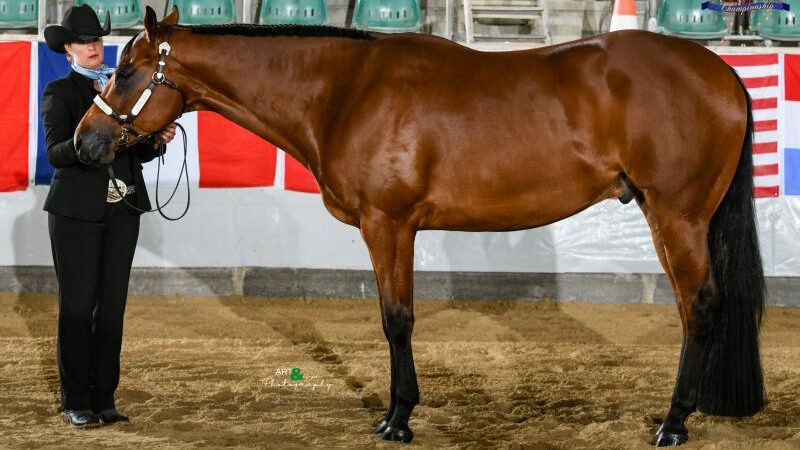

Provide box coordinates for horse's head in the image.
[75,5,184,165]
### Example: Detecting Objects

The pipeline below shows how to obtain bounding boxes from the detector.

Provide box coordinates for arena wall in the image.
[0,39,798,305]
[2,187,800,304]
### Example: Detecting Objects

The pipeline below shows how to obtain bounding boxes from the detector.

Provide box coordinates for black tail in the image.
[697,70,766,416]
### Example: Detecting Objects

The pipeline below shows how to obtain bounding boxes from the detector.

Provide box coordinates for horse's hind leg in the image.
[637,198,676,295]
[360,210,419,443]
[646,207,717,447]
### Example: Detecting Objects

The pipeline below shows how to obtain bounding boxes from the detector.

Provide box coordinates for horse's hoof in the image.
[372,419,390,435]
[655,425,688,447]
[379,425,414,443]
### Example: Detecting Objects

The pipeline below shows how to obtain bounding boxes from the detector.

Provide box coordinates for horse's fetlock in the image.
[397,392,419,407]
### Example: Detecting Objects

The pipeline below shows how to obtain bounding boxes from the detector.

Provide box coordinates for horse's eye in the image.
[117,68,132,80]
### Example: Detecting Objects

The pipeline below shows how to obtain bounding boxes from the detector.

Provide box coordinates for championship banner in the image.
[0,42,31,192]
[702,1,790,11]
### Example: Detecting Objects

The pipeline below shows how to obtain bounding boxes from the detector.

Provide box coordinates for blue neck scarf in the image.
[71,61,116,92]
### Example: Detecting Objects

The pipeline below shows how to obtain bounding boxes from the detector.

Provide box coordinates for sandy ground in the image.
[0,292,799,449]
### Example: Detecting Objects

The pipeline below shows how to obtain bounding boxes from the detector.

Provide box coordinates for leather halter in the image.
[93,32,183,148]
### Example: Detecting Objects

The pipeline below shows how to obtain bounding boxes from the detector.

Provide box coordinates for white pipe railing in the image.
[446,0,454,40]
[37,0,46,35]
[242,0,251,23]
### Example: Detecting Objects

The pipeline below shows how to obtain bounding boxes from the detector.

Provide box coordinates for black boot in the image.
[63,409,102,428]
[98,408,130,424]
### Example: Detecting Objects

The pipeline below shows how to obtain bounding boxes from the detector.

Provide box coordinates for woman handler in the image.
[42,4,177,428]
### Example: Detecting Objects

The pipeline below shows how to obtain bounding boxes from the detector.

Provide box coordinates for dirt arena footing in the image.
[1,292,799,449]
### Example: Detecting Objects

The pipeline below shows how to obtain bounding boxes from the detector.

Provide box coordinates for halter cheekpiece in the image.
[93,34,182,147]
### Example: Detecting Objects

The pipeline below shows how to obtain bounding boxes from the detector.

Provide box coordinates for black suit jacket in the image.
[41,70,163,221]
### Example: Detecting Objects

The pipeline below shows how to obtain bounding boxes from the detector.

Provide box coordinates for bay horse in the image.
[75,6,766,446]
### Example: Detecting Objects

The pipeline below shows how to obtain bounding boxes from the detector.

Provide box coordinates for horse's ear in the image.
[144,5,158,42]
[163,5,179,25]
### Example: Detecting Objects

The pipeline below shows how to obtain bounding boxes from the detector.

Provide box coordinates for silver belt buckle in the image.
[107,179,127,203]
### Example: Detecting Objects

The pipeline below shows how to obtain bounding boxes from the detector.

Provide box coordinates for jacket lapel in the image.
[69,70,98,112]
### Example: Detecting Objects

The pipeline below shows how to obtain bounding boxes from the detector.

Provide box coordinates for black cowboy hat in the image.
[44,4,111,54]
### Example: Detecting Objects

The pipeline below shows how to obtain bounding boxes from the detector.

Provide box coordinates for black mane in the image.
[117,25,372,63]
[186,23,375,40]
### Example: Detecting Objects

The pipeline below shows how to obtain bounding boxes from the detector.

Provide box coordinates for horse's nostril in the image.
[74,135,83,157]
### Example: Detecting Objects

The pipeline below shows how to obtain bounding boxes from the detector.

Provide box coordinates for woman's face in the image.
[65,37,104,69]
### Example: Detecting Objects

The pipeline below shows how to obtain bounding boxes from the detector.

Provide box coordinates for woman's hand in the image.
[153,123,177,145]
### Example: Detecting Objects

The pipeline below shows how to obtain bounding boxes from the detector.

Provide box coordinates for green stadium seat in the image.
[752,3,800,42]
[165,0,235,25]
[258,0,328,25]
[0,0,37,29]
[352,0,422,33]
[657,0,728,39]
[76,0,141,29]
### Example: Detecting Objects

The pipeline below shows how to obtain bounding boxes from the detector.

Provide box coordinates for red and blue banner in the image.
[0,42,30,192]
[197,111,276,188]
[284,153,319,193]
[0,41,798,198]
[35,43,117,185]
[785,55,800,195]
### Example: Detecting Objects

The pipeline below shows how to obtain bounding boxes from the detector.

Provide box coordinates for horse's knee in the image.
[383,303,414,343]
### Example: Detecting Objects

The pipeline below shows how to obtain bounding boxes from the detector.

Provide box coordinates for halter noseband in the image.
[93,35,183,148]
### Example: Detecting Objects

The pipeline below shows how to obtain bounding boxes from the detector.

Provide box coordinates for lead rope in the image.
[105,122,190,221]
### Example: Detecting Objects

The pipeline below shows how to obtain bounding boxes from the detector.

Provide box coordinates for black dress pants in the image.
[48,199,140,411]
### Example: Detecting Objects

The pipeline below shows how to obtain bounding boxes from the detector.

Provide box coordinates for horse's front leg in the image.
[360,210,419,443]
[372,341,397,435]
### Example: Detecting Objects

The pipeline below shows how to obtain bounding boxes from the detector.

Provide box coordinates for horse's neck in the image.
[177,32,362,173]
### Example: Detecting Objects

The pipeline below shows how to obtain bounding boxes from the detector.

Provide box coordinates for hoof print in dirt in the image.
[379,425,413,443]
[655,429,688,447]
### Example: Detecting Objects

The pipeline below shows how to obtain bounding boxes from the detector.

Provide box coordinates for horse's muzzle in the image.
[75,130,115,165]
